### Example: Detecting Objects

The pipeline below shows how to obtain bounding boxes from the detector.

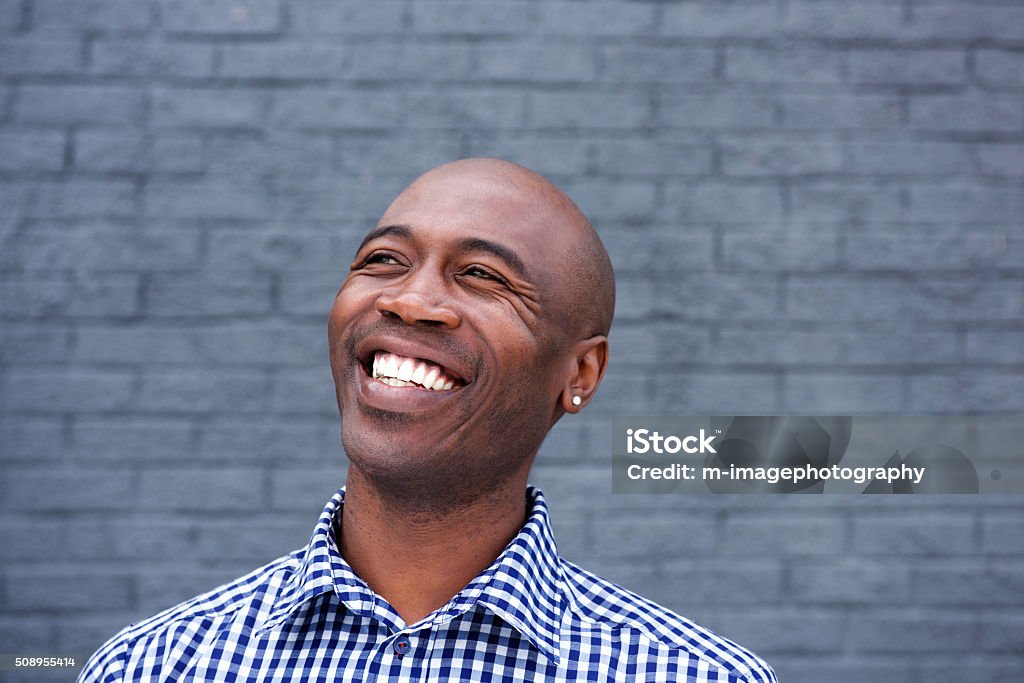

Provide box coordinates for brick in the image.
[463,138,590,177]
[791,559,912,604]
[786,277,1024,322]
[137,567,254,613]
[208,230,333,270]
[67,273,142,317]
[968,333,1024,365]
[533,91,648,129]
[710,610,844,653]
[0,417,63,462]
[790,183,904,223]
[600,227,714,273]
[847,231,1021,271]
[91,40,214,78]
[195,519,309,560]
[723,141,844,176]
[783,374,904,413]
[977,145,1024,176]
[608,322,710,367]
[0,40,81,75]
[480,46,595,83]
[192,322,326,366]
[219,44,350,80]
[412,2,531,34]
[3,227,202,271]
[852,515,975,555]
[915,658,1024,683]
[976,50,1024,87]
[722,231,840,271]
[0,323,68,364]
[717,329,958,366]
[146,272,272,317]
[847,49,965,85]
[198,416,333,463]
[271,176,400,221]
[75,324,198,364]
[5,571,132,611]
[666,183,784,223]
[63,518,189,561]
[270,367,338,415]
[593,140,712,177]
[911,94,1022,132]
[58,615,136,652]
[661,560,784,604]
[346,44,474,81]
[152,88,265,128]
[270,89,403,129]
[2,368,134,412]
[846,142,972,175]
[21,180,137,219]
[558,180,656,221]
[726,47,842,83]
[660,93,775,129]
[915,560,1024,605]
[140,467,263,510]
[603,46,714,83]
[585,366,652,416]
[908,6,1024,41]
[13,85,143,125]
[0,617,53,650]
[0,0,22,33]
[664,272,781,319]
[144,180,271,219]
[159,0,282,34]
[3,518,65,560]
[269,467,348,511]
[1,469,135,511]
[32,0,151,32]
[593,515,716,559]
[722,516,845,556]
[405,89,526,129]
[73,130,204,173]
[782,95,903,129]
[290,1,405,35]
[203,131,332,178]
[784,2,906,40]
[769,658,913,683]
[1,274,139,319]
[981,615,1024,652]
[850,614,976,652]
[280,270,343,316]
[138,369,268,413]
[610,279,655,321]
[72,417,193,462]
[336,136,462,176]
[652,371,778,413]
[909,185,1024,223]
[660,3,780,38]
[911,374,1024,413]
[0,130,64,172]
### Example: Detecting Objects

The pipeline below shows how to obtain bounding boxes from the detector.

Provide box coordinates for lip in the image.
[352,334,473,414]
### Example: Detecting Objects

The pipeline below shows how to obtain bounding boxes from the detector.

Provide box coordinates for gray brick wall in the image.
[1,1,1022,681]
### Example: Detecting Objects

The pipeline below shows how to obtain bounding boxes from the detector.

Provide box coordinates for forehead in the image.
[377,171,562,250]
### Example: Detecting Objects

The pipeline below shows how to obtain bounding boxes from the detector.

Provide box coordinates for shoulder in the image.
[77,550,303,683]
[559,558,777,683]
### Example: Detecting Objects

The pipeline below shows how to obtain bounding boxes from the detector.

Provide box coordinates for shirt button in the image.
[393,636,412,657]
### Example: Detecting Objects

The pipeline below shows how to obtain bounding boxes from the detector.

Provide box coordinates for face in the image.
[327,167,580,498]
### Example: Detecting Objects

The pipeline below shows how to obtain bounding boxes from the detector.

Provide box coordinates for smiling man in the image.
[80,159,776,682]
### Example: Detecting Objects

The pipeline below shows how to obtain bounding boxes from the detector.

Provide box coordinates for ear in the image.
[560,335,609,414]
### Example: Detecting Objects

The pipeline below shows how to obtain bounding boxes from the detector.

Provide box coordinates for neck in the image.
[339,466,530,625]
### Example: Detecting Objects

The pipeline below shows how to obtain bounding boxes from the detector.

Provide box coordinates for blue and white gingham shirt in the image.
[80,487,776,682]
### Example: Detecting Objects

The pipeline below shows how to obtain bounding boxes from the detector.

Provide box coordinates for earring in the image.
[571,395,582,406]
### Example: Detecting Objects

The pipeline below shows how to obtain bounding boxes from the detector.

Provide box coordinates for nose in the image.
[374,266,461,329]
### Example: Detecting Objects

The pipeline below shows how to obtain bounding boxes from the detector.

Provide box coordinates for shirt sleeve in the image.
[77,625,131,683]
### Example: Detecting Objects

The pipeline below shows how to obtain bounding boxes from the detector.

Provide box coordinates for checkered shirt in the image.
[79,486,776,682]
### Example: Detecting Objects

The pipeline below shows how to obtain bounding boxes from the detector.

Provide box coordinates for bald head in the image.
[390,158,615,341]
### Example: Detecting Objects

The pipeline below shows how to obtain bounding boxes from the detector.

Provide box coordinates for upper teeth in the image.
[372,352,456,391]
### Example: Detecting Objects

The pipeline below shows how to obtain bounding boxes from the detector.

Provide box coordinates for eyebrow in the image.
[356,224,531,280]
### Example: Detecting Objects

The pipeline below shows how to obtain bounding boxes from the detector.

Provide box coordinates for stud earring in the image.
[571,395,582,406]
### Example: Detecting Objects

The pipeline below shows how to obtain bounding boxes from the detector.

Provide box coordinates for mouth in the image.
[366,351,467,391]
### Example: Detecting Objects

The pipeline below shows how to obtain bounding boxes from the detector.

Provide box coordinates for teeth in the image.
[397,358,414,381]
[370,352,460,391]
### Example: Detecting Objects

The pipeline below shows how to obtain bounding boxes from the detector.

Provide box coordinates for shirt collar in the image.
[257,486,565,664]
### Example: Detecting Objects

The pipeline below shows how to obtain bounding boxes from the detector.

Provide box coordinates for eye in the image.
[365,253,401,266]
[463,266,507,285]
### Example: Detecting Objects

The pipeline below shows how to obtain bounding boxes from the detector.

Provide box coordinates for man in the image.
[81,159,776,682]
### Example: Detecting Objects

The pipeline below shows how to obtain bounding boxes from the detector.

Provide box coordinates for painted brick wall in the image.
[1,1,1022,681]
